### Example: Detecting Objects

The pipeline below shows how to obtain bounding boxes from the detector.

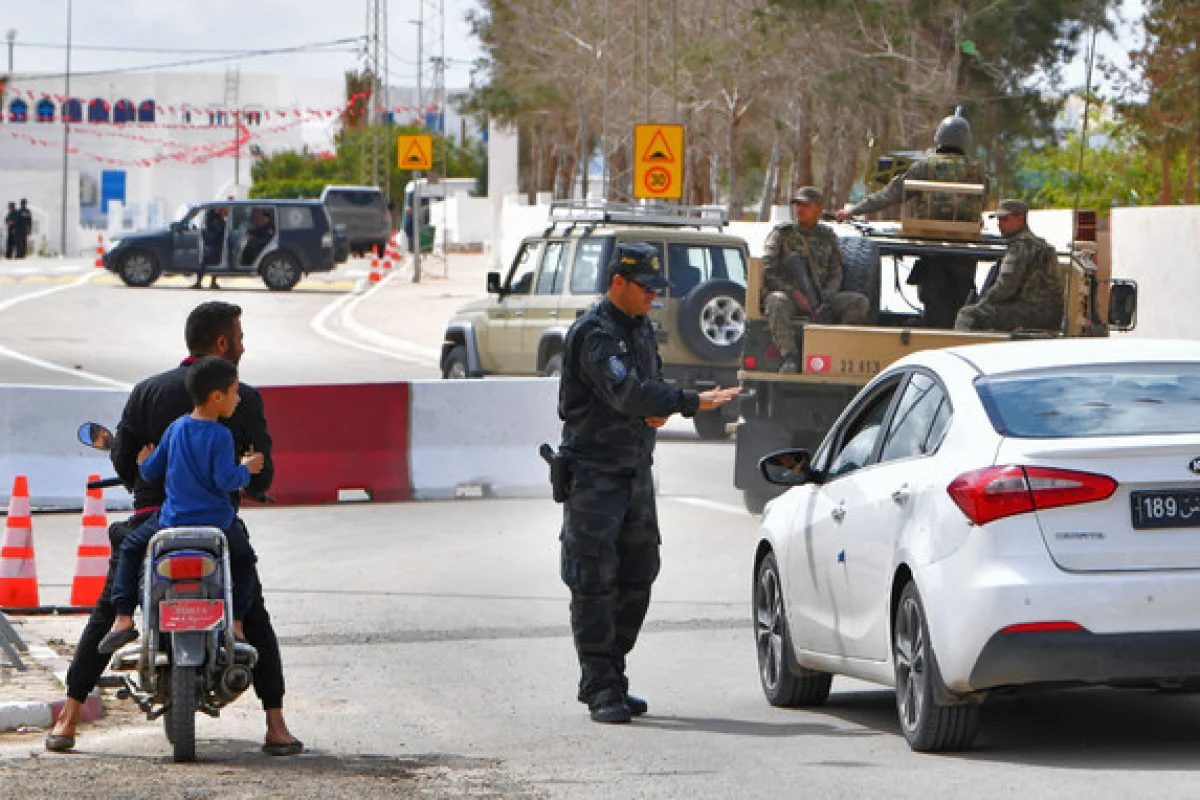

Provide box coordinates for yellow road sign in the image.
[634,124,683,200]
[398,134,433,170]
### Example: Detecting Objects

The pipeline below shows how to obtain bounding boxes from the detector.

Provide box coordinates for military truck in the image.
[734,179,1139,513]
[442,201,750,439]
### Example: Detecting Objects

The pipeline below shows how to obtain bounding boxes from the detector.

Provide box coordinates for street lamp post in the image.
[410,15,423,283]
[5,30,15,74]
[60,0,73,258]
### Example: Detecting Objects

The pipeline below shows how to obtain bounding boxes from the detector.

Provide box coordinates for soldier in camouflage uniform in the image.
[557,242,738,724]
[836,114,988,328]
[955,200,1065,332]
[763,187,869,374]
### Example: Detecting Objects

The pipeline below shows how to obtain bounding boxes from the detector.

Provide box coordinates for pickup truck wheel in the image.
[443,345,470,379]
[677,281,746,362]
[117,250,160,287]
[693,409,730,440]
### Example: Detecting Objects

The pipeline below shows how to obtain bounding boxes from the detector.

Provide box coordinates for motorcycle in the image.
[78,421,259,763]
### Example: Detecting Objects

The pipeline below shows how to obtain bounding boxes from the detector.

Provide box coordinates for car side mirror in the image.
[78,422,114,452]
[486,271,503,294]
[1107,280,1137,331]
[169,221,182,233]
[759,448,813,487]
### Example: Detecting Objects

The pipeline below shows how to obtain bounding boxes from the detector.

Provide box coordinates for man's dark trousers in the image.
[560,466,660,707]
[66,513,285,709]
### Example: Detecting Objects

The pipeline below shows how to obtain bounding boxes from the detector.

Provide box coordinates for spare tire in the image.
[838,237,882,324]
[676,280,747,362]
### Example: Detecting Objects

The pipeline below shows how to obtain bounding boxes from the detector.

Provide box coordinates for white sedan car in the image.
[752,338,1200,752]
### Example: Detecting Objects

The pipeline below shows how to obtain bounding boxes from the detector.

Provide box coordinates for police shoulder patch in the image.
[608,355,628,379]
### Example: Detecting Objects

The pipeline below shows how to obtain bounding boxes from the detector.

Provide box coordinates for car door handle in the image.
[831,505,846,523]
[514,310,525,317]
[549,311,558,318]
[892,485,912,505]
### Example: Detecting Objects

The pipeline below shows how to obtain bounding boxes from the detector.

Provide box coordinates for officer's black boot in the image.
[624,693,648,716]
[589,690,632,724]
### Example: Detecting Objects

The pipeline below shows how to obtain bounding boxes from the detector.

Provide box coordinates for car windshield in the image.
[977,363,1200,438]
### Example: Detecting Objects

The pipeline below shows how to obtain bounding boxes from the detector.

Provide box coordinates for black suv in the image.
[103,199,346,291]
[321,185,392,257]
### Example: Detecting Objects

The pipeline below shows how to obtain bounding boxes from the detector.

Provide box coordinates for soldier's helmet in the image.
[608,242,669,289]
[933,115,972,154]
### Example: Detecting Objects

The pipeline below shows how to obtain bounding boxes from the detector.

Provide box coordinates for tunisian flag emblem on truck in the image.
[806,355,831,373]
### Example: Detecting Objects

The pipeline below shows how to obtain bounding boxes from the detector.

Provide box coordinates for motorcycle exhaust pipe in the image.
[220,665,253,699]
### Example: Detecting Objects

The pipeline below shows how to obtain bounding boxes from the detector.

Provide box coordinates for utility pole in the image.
[225,66,241,192]
[5,30,15,74]
[412,6,424,283]
[60,0,73,258]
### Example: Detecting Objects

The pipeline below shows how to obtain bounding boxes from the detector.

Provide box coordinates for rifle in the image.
[782,249,833,323]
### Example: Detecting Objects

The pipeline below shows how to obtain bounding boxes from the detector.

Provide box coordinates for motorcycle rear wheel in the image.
[169,665,197,762]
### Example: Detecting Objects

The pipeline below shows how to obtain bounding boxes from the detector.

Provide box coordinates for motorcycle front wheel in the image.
[169,665,197,762]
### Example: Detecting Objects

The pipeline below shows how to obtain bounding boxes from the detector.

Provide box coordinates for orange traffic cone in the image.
[94,234,105,269]
[369,257,381,283]
[69,475,111,607]
[0,475,39,608]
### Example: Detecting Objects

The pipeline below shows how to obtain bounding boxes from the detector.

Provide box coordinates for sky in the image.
[2,0,485,89]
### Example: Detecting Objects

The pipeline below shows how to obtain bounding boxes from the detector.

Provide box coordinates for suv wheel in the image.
[677,281,746,362]
[117,250,160,287]
[542,353,563,378]
[261,253,301,291]
[443,345,470,379]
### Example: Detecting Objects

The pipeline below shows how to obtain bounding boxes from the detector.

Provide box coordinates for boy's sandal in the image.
[44,733,76,752]
[98,628,139,655]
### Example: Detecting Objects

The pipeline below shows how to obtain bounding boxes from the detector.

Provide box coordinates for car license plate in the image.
[1130,490,1200,530]
[159,599,224,631]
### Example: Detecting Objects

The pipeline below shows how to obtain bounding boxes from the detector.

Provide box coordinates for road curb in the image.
[0,621,104,732]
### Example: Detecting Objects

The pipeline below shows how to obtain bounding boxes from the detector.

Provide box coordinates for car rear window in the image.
[325,190,384,207]
[977,363,1200,438]
[666,244,747,297]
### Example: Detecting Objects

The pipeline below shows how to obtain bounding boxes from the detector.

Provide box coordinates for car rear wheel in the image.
[443,345,470,379]
[261,253,301,291]
[754,552,832,707]
[677,281,747,362]
[117,250,160,287]
[894,581,979,752]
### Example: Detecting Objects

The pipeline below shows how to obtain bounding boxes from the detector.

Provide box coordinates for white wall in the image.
[1111,206,1199,339]
[487,120,521,269]
[440,196,493,245]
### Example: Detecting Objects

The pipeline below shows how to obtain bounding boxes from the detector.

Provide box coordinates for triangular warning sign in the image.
[642,128,675,163]
[403,139,429,166]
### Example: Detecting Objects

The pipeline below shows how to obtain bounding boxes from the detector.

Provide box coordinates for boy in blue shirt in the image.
[99,356,264,653]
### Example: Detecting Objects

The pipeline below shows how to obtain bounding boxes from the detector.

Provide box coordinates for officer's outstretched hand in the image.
[646,417,669,428]
[698,387,741,411]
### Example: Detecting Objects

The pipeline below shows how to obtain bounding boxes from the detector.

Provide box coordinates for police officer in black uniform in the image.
[556,242,739,724]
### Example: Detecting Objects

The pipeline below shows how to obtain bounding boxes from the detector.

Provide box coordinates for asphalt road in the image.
[4,257,1200,798]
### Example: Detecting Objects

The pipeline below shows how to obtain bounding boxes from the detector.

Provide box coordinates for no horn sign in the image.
[635,124,683,200]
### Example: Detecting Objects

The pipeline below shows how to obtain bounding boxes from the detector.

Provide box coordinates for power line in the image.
[16,42,317,55]
[20,37,365,80]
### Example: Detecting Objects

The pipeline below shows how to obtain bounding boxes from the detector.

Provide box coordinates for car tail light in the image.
[156,554,217,580]
[947,465,1117,526]
[744,356,758,370]
[1000,621,1086,634]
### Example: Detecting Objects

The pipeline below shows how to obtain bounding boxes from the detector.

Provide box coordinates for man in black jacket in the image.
[46,301,302,756]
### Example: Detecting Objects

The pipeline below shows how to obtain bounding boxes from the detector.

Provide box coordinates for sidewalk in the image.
[0,614,103,736]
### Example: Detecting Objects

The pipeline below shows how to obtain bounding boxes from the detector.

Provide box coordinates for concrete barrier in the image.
[0,385,131,510]
[408,378,560,500]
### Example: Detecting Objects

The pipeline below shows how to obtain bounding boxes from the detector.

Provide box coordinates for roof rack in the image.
[547,200,728,229]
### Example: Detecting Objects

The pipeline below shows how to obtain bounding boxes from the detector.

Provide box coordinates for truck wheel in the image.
[677,281,747,362]
[693,410,730,440]
[117,250,160,287]
[838,237,882,323]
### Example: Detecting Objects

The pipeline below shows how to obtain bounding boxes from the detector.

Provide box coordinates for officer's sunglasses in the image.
[624,276,659,295]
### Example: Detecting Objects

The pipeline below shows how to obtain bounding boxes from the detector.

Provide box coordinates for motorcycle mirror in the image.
[79,422,114,452]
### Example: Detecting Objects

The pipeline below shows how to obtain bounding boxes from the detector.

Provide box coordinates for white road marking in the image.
[0,274,133,388]
[309,270,440,367]
[666,496,752,516]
